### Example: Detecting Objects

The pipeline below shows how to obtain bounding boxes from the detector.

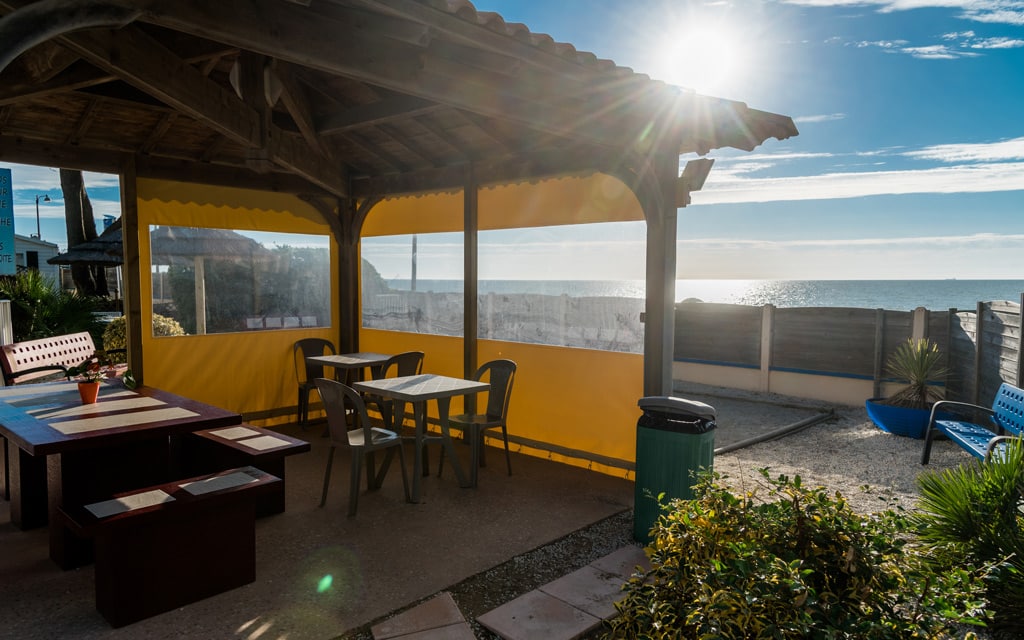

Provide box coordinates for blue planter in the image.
[865,398,934,439]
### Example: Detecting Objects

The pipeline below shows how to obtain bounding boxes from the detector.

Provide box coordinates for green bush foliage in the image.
[606,470,987,639]
[915,439,1024,637]
[0,270,103,342]
[102,314,186,362]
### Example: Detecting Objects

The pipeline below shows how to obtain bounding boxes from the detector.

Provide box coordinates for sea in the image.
[384,279,1024,312]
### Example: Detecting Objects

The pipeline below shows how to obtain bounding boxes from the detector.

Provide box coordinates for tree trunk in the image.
[60,169,108,296]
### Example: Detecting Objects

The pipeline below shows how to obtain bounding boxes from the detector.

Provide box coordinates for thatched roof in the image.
[149,226,274,265]
[47,219,123,266]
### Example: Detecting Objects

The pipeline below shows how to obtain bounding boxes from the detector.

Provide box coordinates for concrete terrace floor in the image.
[0,388,832,640]
[0,421,636,640]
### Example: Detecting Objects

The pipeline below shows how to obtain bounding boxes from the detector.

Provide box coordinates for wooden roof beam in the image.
[317,95,440,136]
[128,1,638,150]
[57,24,348,196]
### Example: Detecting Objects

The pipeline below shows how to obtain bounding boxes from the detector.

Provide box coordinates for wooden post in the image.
[872,309,885,398]
[759,304,774,393]
[641,148,682,397]
[119,155,143,384]
[912,306,928,340]
[947,308,956,399]
[463,166,478,381]
[973,301,984,404]
[1016,293,1024,387]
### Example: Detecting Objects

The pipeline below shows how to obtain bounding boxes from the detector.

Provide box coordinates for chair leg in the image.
[437,441,446,477]
[371,449,396,489]
[2,437,9,501]
[500,426,512,475]
[469,427,481,487]
[348,451,363,517]
[319,446,336,507]
[298,387,307,429]
[921,429,936,465]
[396,444,411,503]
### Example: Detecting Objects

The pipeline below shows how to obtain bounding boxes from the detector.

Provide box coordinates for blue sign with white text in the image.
[0,168,14,275]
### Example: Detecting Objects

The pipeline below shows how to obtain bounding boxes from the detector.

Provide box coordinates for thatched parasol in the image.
[149,226,273,265]
[149,226,276,335]
[47,219,123,266]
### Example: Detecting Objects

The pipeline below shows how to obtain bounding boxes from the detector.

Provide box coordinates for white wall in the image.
[14,234,60,284]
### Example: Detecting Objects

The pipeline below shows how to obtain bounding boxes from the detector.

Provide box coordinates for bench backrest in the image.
[0,332,96,385]
[991,383,1024,436]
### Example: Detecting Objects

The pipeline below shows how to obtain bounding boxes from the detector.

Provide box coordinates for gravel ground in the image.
[341,390,999,640]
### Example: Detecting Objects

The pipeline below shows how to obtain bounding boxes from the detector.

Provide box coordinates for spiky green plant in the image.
[915,439,1024,636]
[884,338,949,409]
[0,271,103,341]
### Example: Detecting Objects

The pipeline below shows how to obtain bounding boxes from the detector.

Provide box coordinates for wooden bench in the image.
[181,424,310,517]
[921,382,1024,464]
[0,331,99,385]
[1,332,97,509]
[60,466,280,628]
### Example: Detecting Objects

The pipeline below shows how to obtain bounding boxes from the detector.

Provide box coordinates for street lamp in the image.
[34,194,50,239]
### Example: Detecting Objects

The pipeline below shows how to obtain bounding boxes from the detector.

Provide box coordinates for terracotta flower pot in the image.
[78,381,101,404]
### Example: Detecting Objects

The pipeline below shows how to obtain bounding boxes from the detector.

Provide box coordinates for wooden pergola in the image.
[0,0,797,396]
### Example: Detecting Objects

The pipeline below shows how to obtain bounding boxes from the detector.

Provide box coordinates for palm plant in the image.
[884,337,949,409]
[0,271,103,341]
[915,438,1024,636]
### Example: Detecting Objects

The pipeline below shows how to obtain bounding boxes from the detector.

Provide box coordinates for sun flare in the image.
[648,22,747,96]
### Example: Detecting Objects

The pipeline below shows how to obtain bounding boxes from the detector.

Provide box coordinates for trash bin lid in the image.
[638,396,716,421]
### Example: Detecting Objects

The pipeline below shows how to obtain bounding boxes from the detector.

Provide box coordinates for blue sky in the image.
[6,0,1024,280]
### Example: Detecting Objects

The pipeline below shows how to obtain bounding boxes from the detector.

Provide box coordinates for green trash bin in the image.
[633,396,716,544]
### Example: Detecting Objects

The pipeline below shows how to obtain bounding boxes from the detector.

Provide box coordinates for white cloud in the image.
[781,0,1024,26]
[902,44,982,58]
[698,162,1024,204]
[904,136,1024,162]
[679,232,1024,249]
[969,36,1024,47]
[793,113,847,123]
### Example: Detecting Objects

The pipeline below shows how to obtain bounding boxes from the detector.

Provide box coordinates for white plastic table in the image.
[306,352,391,384]
[353,374,489,502]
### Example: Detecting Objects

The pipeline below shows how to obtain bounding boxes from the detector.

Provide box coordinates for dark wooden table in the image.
[353,374,489,503]
[0,380,241,568]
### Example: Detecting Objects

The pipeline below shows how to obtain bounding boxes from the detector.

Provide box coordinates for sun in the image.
[647,22,748,97]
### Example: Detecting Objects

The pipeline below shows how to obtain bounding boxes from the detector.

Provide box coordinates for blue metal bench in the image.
[921,382,1024,464]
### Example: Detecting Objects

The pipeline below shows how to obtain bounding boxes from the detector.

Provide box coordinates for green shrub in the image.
[606,470,987,639]
[0,270,103,341]
[915,439,1024,637]
[101,314,186,362]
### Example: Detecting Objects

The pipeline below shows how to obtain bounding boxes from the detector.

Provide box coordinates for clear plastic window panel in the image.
[361,232,465,336]
[477,223,646,353]
[149,226,332,335]
[361,224,646,352]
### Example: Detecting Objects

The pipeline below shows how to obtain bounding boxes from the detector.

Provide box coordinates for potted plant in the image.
[67,352,112,404]
[865,337,949,438]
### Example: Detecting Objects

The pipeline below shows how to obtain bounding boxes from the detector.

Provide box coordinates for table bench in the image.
[181,424,310,517]
[921,382,1024,464]
[0,332,123,509]
[0,332,95,505]
[60,466,279,628]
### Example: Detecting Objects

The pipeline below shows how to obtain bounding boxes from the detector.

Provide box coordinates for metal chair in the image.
[293,338,335,429]
[315,378,409,516]
[439,359,517,486]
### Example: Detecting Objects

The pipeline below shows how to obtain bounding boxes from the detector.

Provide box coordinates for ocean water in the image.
[385,279,1024,311]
